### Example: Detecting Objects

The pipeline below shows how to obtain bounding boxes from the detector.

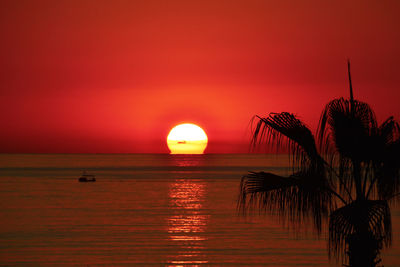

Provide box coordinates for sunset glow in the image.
[167,124,208,154]
[1,1,399,153]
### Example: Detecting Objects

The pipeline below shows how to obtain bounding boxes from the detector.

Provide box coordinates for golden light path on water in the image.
[167,157,209,266]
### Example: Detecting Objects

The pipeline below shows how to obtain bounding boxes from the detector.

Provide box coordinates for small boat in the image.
[78,172,96,182]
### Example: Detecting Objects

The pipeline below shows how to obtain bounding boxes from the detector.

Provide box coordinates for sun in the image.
[167,123,208,154]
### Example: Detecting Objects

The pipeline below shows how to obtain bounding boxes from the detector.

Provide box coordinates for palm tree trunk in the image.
[346,200,383,267]
[347,231,382,267]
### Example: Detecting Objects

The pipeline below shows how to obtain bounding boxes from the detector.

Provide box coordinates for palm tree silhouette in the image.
[238,61,400,266]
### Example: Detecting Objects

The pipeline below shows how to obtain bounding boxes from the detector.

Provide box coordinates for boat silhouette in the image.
[78,171,96,182]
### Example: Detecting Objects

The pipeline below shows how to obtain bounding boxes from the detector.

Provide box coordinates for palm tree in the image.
[238,61,400,266]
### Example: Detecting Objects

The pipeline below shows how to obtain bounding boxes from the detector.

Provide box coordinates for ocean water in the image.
[0,154,399,266]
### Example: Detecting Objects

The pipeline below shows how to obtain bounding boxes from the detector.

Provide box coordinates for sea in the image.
[0,154,399,266]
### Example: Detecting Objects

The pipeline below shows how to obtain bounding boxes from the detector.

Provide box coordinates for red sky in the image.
[1,0,399,153]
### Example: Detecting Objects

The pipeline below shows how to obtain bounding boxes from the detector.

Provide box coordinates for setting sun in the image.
[167,123,208,154]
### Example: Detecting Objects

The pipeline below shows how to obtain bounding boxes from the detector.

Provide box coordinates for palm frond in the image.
[318,98,377,161]
[360,117,400,201]
[378,117,399,146]
[329,200,392,263]
[252,112,321,172]
[238,171,333,233]
[375,138,400,201]
[238,171,296,211]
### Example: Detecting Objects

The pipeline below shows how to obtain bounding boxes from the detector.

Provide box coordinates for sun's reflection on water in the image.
[170,154,205,167]
[167,178,209,265]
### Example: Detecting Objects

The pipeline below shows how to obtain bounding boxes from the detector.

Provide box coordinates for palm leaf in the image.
[378,116,399,147]
[376,138,400,201]
[252,112,321,172]
[360,117,400,201]
[329,200,392,263]
[318,98,377,161]
[238,171,333,233]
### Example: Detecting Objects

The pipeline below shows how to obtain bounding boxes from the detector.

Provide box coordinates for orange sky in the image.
[1,0,399,153]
